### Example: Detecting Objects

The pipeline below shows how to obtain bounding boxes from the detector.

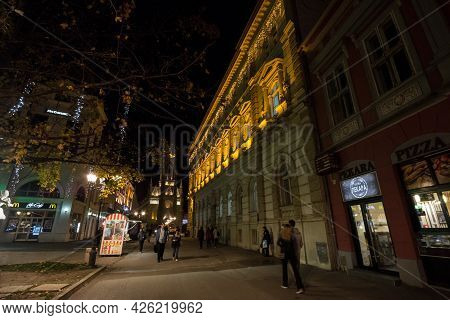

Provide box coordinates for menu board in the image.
[100,213,128,256]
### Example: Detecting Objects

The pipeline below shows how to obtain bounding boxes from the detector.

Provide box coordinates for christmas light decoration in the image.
[8,81,35,116]
[8,163,23,197]
[72,95,85,126]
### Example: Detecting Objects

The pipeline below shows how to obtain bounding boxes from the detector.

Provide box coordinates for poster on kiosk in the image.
[100,213,128,256]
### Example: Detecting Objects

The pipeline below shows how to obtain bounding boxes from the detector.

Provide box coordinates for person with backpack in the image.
[138,227,146,253]
[277,224,305,294]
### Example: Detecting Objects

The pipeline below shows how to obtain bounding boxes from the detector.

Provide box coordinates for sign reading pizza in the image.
[100,213,128,256]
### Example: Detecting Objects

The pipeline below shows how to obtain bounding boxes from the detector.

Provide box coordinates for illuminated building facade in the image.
[188,0,335,269]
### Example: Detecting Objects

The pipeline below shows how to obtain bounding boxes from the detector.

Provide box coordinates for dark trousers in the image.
[262,247,269,257]
[172,246,180,259]
[157,242,166,262]
[214,238,218,247]
[199,239,203,249]
[282,257,304,290]
[139,240,144,252]
[206,239,211,248]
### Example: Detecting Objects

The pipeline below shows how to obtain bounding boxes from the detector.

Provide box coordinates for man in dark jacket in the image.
[138,227,146,253]
[155,224,169,262]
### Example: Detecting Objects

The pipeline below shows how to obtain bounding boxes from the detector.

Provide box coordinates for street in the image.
[68,238,446,300]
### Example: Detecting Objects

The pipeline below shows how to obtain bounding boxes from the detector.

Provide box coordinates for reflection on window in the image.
[326,64,355,124]
[412,193,448,229]
[401,161,434,190]
[365,16,413,95]
[270,82,281,115]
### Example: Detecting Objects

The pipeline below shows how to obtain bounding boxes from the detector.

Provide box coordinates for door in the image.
[350,201,396,271]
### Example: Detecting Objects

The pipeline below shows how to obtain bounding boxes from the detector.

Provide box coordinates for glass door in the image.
[350,201,396,271]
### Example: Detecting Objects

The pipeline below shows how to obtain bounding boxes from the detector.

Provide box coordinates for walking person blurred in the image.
[277,224,305,294]
[206,227,212,248]
[213,227,219,248]
[155,224,169,262]
[261,226,271,257]
[138,227,146,253]
[171,228,182,261]
[197,226,205,249]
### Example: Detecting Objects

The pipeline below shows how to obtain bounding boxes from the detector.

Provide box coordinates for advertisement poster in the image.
[100,213,128,256]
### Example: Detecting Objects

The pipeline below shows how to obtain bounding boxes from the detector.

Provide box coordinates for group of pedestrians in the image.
[137,224,182,262]
[197,226,219,249]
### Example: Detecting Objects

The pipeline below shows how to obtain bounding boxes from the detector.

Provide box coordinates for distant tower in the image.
[149,140,182,225]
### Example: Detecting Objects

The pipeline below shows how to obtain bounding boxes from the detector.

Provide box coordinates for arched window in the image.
[75,187,86,202]
[227,191,233,216]
[219,194,223,218]
[250,180,258,212]
[16,181,61,198]
[236,186,243,216]
[279,164,293,206]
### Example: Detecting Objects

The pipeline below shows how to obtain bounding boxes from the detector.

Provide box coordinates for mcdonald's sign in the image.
[10,202,58,210]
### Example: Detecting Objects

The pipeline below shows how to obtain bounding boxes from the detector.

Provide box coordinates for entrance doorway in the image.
[349,201,396,272]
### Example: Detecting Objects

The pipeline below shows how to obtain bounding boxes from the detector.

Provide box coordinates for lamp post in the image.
[82,172,97,240]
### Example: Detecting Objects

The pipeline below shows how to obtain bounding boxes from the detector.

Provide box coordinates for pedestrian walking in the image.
[155,224,169,262]
[138,227,146,253]
[261,226,271,257]
[277,224,305,294]
[171,228,182,261]
[206,227,212,248]
[197,226,205,249]
[213,227,219,248]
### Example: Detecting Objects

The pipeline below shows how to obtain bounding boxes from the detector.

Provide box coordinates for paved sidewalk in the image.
[69,238,448,300]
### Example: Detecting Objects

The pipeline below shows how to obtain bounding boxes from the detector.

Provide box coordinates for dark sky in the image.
[131,0,257,202]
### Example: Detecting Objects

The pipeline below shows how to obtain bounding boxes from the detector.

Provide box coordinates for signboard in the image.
[10,202,57,210]
[100,213,128,256]
[341,172,381,202]
[315,153,340,175]
[391,133,450,164]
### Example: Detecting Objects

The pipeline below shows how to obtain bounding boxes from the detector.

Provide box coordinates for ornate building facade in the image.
[188,0,336,269]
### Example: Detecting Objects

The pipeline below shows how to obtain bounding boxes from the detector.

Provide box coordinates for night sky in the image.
[131,0,257,202]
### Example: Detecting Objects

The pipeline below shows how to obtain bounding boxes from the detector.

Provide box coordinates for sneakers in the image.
[296,289,304,294]
[281,285,288,289]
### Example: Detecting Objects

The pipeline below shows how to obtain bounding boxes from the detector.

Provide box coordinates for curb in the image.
[53,266,106,300]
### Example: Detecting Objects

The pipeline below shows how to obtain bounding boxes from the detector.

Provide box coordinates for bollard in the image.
[88,246,97,267]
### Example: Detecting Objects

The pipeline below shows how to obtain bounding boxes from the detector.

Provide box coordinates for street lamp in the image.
[141,211,146,216]
[87,173,97,184]
[82,172,97,240]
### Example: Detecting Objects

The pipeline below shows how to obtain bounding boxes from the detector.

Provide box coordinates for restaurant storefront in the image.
[339,161,397,273]
[392,134,450,287]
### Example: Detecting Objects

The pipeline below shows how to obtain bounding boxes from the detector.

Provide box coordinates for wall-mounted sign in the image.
[10,202,58,210]
[315,153,340,175]
[340,160,376,180]
[391,133,450,164]
[341,172,381,202]
[46,109,71,117]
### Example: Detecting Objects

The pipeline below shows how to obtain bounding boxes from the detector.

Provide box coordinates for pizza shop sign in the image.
[392,134,450,164]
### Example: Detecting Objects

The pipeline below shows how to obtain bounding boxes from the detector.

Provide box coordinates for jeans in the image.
[139,240,144,252]
[282,257,304,290]
[157,242,166,262]
[172,246,180,259]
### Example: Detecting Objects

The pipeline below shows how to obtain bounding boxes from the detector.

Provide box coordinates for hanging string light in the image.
[8,81,35,116]
[72,95,85,126]
[8,163,24,197]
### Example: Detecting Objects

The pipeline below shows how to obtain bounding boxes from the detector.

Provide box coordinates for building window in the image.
[236,186,243,216]
[227,191,233,216]
[251,229,258,245]
[326,64,355,124]
[270,81,281,115]
[250,180,258,212]
[279,165,293,206]
[365,15,413,95]
[16,181,61,198]
[219,194,223,218]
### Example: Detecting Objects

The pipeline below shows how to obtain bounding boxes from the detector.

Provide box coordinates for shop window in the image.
[432,154,450,185]
[412,193,448,229]
[365,16,413,95]
[325,64,355,124]
[401,160,434,190]
[4,218,19,232]
[16,181,61,198]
